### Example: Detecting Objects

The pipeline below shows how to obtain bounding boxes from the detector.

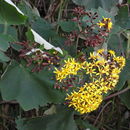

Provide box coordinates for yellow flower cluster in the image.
[54,49,125,114]
[54,58,82,82]
[97,17,113,30]
[66,82,103,114]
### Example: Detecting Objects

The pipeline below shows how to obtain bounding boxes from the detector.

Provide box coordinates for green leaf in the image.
[51,36,66,47]
[0,0,27,25]
[76,118,98,130]
[115,5,130,29]
[0,51,10,62]
[58,20,78,32]
[16,105,77,130]
[119,89,130,109]
[32,17,56,40]
[11,43,23,51]
[97,7,115,20]
[26,28,34,42]
[0,25,18,40]
[108,34,120,54]
[108,34,127,56]
[115,59,130,90]
[72,0,118,11]
[110,25,122,35]
[83,7,115,26]
[17,1,38,22]
[0,34,14,51]
[0,62,65,110]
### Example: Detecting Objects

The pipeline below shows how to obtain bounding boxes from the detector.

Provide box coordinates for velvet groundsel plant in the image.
[64,7,113,48]
[54,49,125,114]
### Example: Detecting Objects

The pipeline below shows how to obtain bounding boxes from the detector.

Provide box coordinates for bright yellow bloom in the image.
[66,83,103,114]
[97,49,105,55]
[103,17,110,21]
[108,50,115,57]
[89,52,100,60]
[54,58,82,82]
[86,63,96,76]
[107,21,112,30]
[113,56,126,68]
[54,49,126,114]
[81,61,89,69]
[97,22,105,28]
[97,17,112,30]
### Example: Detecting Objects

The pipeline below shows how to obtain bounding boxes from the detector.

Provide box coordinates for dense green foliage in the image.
[0,0,130,130]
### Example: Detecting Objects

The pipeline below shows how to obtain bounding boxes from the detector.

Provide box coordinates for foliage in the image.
[0,0,130,130]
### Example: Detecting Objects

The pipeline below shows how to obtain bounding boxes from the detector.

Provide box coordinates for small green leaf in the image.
[0,51,10,62]
[58,20,78,32]
[16,105,77,130]
[0,34,14,51]
[26,28,34,42]
[11,43,23,51]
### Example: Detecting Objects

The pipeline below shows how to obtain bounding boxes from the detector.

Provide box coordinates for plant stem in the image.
[93,100,112,126]
[126,32,130,58]
[104,87,130,100]
[3,22,8,34]
[56,0,64,32]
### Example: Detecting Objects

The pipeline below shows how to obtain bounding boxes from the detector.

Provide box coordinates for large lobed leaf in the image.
[115,5,130,29]
[119,89,130,109]
[0,62,65,110]
[0,0,27,25]
[0,33,15,51]
[116,59,130,90]
[72,0,118,11]
[16,105,77,130]
[0,51,10,62]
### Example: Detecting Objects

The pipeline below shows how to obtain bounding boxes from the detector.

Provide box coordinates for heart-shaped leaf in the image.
[0,62,65,110]
[16,105,77,130]
[0,0,27,25]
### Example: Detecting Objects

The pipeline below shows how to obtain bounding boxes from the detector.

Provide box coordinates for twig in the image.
[0,100,19,105]
[118,33,125,57]
[104,87,130,100]
[93,100,112,126]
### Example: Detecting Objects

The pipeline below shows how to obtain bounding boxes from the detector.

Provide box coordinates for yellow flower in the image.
[89,52,100,60]
[54,49,126,114]
[108,50,115,57]
[81,61,89,69]
[97,17,112,30]
[113,56,126,68]
[96,66,109,77]
[66,83,103,114]
[54,58,82,82]
[97,49,105,55]
[86,63,96,77]
[103,17,110,21]
[97,22,105,28]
